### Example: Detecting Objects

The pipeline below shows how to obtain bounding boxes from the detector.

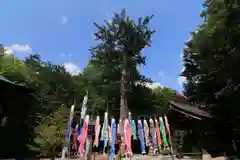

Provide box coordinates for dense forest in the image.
[1,0,240,157]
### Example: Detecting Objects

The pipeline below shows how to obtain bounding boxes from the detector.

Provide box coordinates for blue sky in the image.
[0,0,204,91]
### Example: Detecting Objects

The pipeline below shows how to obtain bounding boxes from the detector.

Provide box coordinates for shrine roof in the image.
[0,75,33,92]
[169,100,212,120]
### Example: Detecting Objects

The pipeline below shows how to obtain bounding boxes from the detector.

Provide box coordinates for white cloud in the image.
[186,35,192,42]
[178,76,187,87]
[59,53,65,57]
[63,62,81,75]
[4,48,13,55]
[180,50,184,58]
[136,81,164,89]
[61,16,68,24]
[4,44,32,54]
[147,82,164,89]
[180,66,185,73]
[158,71,165,79]
[59,53,72,57]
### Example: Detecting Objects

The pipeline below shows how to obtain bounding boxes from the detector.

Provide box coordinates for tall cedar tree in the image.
[90,9,155,124]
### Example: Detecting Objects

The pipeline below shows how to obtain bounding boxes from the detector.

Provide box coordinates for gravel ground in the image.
[38,154,201,160]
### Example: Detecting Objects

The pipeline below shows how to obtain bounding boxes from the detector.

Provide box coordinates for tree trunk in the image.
[119,52,129,157]
[50,150,56,160]
[120,68,129,126]
[120,52,129,132]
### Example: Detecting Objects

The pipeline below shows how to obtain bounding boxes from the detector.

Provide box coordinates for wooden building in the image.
[166,93,214,155]
[0,75,34,159]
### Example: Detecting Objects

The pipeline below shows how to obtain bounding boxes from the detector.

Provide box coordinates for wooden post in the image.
[87,120,96,160]
[117,134,122,156]
[120,135,125,157]
[87,136,93,160]
[168,135,174,160]
[148,137,154,156]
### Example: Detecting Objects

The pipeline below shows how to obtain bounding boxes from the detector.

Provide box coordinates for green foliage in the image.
[88,9,155,116]
[34,105,68,156]
[182,0,240,152]
[0,9,177,157]
[0,54,34,86]
[152,87,175,115]
[23,54,85,115]
[91,9,155,83]
[0,52,85,156]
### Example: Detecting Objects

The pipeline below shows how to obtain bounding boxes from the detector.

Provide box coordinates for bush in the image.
[34,105,69,157]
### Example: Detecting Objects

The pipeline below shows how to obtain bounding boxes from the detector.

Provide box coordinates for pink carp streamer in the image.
[164,115,171,137]
[155,119,162,146]
[108,125,111,141]
[143,119,150,146]
[72,125,78,150]
[94,116,101,147]
[78,120,87,154]
[124,119,132,154]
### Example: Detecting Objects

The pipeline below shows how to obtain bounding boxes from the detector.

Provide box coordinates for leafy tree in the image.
[90,9,155,120]
[152,87,175,115]
[0,50,86,156]
[82,62,112,116]
[182,0,240,153]
[34,105,69,157]
[0,53,35,86]
[24,54,85,113]
[0,44,3,50]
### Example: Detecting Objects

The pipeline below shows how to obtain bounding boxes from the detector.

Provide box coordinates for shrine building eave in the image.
[0,75,33,93]
[169,100,213,120]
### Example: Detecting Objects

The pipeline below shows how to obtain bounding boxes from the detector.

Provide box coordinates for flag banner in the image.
[80,94,88,120]
[78,94,88,136]
[65,104,75,143]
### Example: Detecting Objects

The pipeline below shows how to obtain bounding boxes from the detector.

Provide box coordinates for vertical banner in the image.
[78,94,88,136]
[137,119,146,154]
[94,116,101,147]
[164,115,171,137]
[164,115,174,158]
[101,112,108,153]
[110,118,117,159]
[65,104,75,143]
[80,94,88,120]
[159,117,168,146]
